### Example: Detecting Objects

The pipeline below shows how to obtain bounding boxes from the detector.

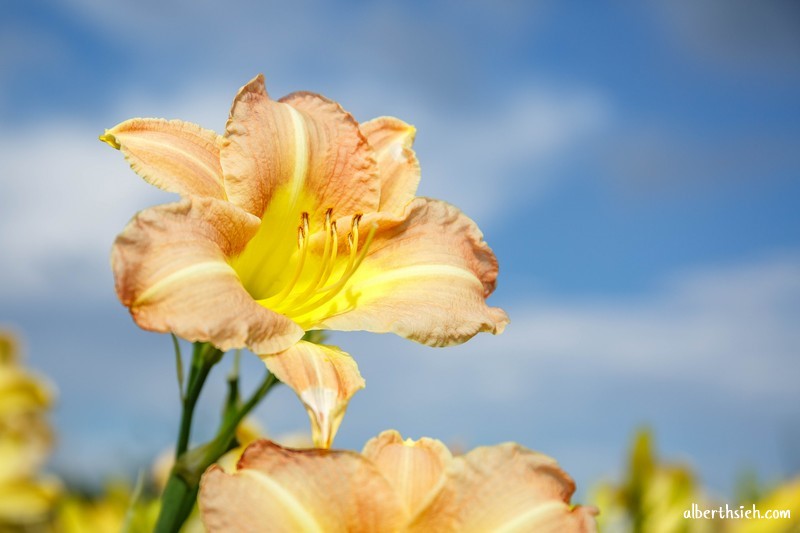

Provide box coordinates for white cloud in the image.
[412,84,610,221]
[0,121,172,298]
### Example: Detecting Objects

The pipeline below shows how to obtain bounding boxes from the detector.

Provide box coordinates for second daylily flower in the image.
[199,430,598,532]
[102,75,508,445]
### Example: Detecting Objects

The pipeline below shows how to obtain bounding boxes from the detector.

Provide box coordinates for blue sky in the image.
[1,1,799,498]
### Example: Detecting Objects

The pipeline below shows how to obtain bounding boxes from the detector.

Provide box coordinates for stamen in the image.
[317,220,338,289]
[286,216,377,318]
[291,208,334,302]
[268,212,310,305]
[343,214,362,276]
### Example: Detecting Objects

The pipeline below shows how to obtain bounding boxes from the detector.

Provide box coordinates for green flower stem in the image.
[155,364,280,533]
[175,343,223,458]
[155,475,200,533]
[171,334,185,403]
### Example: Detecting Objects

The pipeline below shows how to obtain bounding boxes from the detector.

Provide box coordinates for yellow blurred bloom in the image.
[592,429,714,533]
[727,477,800,533]
[0,333,18,364]
[0,330,60,528]
[0,476,60,527]
[54,481,160,533]
[199,430,597,532]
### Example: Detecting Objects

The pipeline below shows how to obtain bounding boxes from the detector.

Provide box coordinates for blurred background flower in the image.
[1,0,798,509]
[0,331,60,529]
[591,428,800,532]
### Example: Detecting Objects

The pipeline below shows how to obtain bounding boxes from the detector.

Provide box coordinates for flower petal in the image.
[361,430,452,519]
[298,198,509,346]
[409,443,598,532]
[100,118,226,199]
[112,197,304,353]
[220,75,380,224]
[361,117,421,214]
[262,341,364,449]
[199,440,405,532]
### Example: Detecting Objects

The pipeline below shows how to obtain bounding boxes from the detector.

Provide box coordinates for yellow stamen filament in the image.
[286,217,377,318]
[259,212,375,320]
[318,220,338,289]
[290,209,334,303]
[268,213,310,305]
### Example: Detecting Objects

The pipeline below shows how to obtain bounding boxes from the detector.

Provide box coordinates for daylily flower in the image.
[199,430,598,532]
[101,74,507,355]
[101,75,507,446]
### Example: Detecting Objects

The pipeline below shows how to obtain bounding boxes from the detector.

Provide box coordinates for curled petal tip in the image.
[402,123,417,143]
[492,308,510,334]
[239,73,268,97]
[99,131,120,149]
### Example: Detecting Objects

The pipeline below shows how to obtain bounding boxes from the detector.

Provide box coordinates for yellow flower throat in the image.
[231,206,376,326]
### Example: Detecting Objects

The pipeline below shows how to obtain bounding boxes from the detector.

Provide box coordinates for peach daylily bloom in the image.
[262,341,364,448]
[199,430,598,532]
[101,74,508,357]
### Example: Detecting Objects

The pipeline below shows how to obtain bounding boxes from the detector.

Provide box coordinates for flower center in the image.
[233,208,375,325]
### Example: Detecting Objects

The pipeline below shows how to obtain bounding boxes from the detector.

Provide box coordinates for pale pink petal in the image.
[298,198,509,346]
[100,118,226,199]
[361,430,452,518]
[262,341,364,448]
[111,197,303,353]
[409,443,598,532]
[361,116,421,214]
[220,75,379,225]
[199,440,405,533]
